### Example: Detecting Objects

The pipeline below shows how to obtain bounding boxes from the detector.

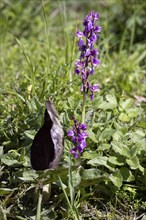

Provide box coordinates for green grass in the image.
[0,0,146,219]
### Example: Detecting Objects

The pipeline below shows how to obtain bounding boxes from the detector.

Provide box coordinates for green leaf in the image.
[82,151,99,159]
[18,169,39,181]
[99,128,115,141]
[0,188,17,196]
[0,146,3,157]
[120,99,133,110]
[119,113,130,122]
[87,156,115,171]
[139,121,146,128]
[108,156,124,166]
[98,144,111,151]
[126,156,140,169]
[1,152,22,166]
[106,94,117,108]
[127,108,139,118]
[81,168,102,180]
[130,145,141,158]
[24,130,36,140]
[98,101,113,109]
[86,130,98,143]
[120,167,135,182]
[109,172,123,188]
[72,168,81,187]
[111,141,131,158]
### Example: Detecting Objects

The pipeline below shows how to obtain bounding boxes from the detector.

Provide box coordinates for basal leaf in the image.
[108,156,124,166]
[111,141,131,158]
[86,130,98,143]
[119,99,133,110]
[130,145,141,158]
[119,113,130,122]
[98,144,111,151]
[72,168,81,187]
[106,94,117,108]
[109,172,123,188]
[0,188,18,196]
[18,169,39,181]
[81,168,102,180]
[126,156,139,169]
[1,152,22,166]
[99,128,115,141]
[120,167,135,182]
[127,108,139,118]
[98,101,113,109]
[24,130,36,140]
[87,156,115,171]
[82,151,99,159]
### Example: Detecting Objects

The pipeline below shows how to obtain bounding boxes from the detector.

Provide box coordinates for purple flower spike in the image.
[90,84,100,92]
[79,124,87,130]
[78,38,84,47]
[75,11,101,100]
[76,31,84,38]
[68,117,88,158]
[93,57,100,66]
[67,130,74,137]
[94,26,102,33]
[90,93,94,101]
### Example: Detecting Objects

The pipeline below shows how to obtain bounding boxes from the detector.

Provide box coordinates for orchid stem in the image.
[81,92,86,124]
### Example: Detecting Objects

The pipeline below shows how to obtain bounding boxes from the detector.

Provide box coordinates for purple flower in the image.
[94,26,102,33]
[90,84,100,92]
[75,11,101,100]
[67,130,74,137]
[93,57,100,66]
[68,117,88,158]
[76,31,84,38]
[79,124,87,130]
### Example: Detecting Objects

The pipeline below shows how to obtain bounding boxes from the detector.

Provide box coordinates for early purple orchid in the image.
[67,116,88,158]
[68,11,101,158]
[75,11,101,100]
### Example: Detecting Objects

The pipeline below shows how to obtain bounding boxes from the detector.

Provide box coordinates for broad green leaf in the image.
[120,167,135,182]
[87,156,115,171]
[120,99,133,110]
[0,147,3,156]
[126,156,140,169]
[24,130,36,140]
[0,188,17,196]
[1,152,22,166]
[130,145,141,158]
[112,131,123,141]
[108,156,124,166]
[106,94,117,108]
[119,113,130,122]
[134,130,145,137]
[127,108,139,118]
[111,141,131,158]
[81,168,102,180]
[98,144,111,151]
[72,168,81,187]
[98,101,113,109]
[109,172,123,188]
[82,151,99,159]
[86,130,98,143]
[18,170,39,181]
[99,128,115,141]
[139,121,146,129]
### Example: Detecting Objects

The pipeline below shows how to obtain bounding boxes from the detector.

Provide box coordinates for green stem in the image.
[81,91,86,124]
[36,187,43,220]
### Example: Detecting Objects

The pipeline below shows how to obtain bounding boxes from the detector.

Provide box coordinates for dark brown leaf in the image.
[30,99,64,171]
